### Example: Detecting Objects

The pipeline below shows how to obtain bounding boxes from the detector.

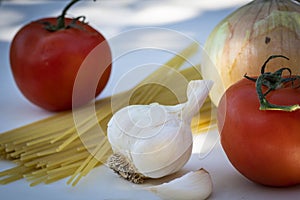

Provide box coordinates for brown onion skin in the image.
[203,0,300,105]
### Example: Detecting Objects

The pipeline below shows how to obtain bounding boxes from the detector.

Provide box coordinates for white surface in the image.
[1,1,300,200]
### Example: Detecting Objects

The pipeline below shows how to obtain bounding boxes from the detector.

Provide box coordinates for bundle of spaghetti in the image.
[0,43,216,186]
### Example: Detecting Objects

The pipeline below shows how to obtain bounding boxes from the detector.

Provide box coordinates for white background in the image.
[1,0,300,199]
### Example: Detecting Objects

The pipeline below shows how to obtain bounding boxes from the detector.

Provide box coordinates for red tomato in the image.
[217,78,300,187]
[10,17,112,111]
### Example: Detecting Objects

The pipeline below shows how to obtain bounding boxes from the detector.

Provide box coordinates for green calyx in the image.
[244,55,300,112]
[43,0,93,32]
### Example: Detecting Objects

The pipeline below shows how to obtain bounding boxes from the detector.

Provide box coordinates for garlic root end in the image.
[107,153,146,184]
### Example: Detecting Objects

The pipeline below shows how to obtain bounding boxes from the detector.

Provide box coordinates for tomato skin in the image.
[218,78,300,187]
[10,18,112,111]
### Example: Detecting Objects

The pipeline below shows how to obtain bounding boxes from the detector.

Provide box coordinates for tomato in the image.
[10,2,112,112]
[217,76,300,187]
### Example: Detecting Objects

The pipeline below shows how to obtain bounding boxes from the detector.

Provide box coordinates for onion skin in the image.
[202,0,300,105]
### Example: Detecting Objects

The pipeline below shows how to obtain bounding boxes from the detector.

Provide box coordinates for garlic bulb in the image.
[202,0,300,105]
[107,80,213,183]
[145,168,213,200]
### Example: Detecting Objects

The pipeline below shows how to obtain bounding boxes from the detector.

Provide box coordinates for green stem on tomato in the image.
[44,0,96,32]
[244,55,300,112]
[255,73,300,111]
[56,0,81,30]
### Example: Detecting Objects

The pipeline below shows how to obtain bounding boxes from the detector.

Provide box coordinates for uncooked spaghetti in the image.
[0,43,216,186]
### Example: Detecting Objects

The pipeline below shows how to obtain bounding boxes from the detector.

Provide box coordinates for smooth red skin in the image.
[10,18,112,111]
[218,78,300,187]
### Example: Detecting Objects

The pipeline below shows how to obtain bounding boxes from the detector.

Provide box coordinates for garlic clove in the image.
[145,168,213,200]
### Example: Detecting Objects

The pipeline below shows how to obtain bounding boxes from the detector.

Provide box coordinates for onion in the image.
[202,0,300,106]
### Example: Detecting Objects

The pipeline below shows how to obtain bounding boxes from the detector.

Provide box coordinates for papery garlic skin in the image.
[107,80,213,183]
[146,168,213,200]
[202,0,300,105]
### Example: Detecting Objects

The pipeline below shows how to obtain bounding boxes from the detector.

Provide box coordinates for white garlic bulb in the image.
[145,168,213,200]
[107,80,213,183]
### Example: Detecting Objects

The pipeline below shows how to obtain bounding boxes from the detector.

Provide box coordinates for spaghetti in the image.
[0,43,216,186]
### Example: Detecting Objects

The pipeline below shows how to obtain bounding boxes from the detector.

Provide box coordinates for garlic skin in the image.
[146,168,213,200]
[107,80,213,183]
[202,0,300,105]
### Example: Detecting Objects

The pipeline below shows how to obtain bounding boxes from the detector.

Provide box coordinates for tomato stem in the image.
[56,0,81,29]
[244,55,300,112]
[44,0,96,32]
